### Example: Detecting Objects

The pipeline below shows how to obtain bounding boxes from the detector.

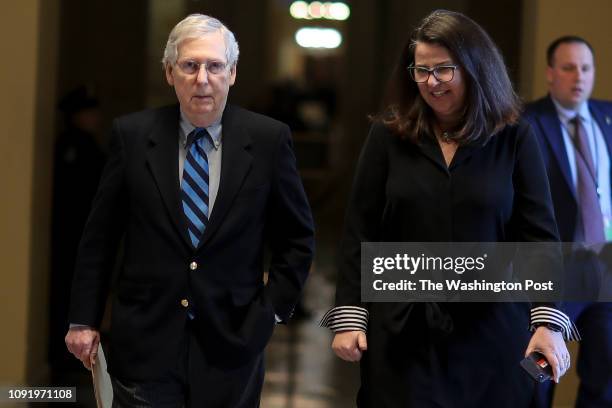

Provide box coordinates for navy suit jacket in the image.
[524,96,612,241]
[68,104,315,380]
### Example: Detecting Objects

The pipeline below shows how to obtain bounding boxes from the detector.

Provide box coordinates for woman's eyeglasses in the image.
[407,65,458,83]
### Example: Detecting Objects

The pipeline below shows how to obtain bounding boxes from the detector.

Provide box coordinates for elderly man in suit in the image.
[525,36,612,407]
[65,14,315,407]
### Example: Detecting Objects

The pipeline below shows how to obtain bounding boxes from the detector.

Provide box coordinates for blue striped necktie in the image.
[182,128,213,247]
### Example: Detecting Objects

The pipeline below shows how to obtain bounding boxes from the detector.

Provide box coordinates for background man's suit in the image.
[68,103,315,405]
[525,96,612,241]
[525,95,612,407]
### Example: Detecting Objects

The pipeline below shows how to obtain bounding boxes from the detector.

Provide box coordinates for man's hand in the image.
[332,330,367,362]
[525,326,570,383]
[65,326,100,370]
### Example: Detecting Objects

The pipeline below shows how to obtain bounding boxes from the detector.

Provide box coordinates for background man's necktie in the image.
[181,128,213,247]
[571,116,605,244]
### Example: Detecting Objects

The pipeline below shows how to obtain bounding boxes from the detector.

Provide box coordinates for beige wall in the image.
[521,0,612,101]
[145,0,186,108]
[28,0,59,384]
[0,0,58,386]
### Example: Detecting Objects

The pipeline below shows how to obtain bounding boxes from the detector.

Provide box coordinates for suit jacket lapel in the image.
[145,105,193,249]
[590,101,612,159]
[540,97,576,200]
[198,105,253,249]
[589,101,612,202]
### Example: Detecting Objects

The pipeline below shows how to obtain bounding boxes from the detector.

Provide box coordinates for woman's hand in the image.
[525,326,570,383]
[332,330,368,362]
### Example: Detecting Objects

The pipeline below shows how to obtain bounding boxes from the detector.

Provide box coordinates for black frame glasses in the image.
[407,64,458,83]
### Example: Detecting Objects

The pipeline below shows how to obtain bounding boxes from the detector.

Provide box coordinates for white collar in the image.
[551,97,592,126]
[179,110,222,150]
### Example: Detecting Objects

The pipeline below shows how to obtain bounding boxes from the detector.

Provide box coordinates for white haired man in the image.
[65,14,314,407]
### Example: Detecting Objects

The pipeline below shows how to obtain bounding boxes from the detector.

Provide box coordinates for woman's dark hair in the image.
[376,10,521,144]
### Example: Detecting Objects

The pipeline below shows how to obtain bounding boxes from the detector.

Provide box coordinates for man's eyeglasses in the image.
[176,59,228,76]
[407,64,458,83]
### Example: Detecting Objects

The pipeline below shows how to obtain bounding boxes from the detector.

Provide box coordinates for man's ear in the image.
[165,64,175,86]
[229,65,237,86]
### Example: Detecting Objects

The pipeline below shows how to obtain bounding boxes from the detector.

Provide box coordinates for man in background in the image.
[525,35,612,407]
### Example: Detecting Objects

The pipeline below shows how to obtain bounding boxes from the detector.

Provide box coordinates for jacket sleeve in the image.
[264,124,315,322]
[321,123,388,332]
[512,120,580,341]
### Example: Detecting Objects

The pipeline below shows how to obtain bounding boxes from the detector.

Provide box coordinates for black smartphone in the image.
[520,352,553,382]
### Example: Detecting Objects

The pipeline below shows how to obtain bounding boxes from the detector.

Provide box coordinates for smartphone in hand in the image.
[520,351,553,382]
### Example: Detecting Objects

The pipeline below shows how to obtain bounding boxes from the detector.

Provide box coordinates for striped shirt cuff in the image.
[320,306,368,332]
[530,306,581,342]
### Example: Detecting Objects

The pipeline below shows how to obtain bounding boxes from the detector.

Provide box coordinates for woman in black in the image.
[321,10,579,407]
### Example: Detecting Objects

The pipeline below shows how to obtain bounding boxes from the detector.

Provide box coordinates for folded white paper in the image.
[91,343,113,408]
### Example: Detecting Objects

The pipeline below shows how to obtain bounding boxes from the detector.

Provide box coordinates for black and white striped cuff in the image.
[320,306,368,332]
[530,306,581,342]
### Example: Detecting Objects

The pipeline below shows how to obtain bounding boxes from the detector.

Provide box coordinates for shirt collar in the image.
[550,96,592,126]
[179,110,222,150]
